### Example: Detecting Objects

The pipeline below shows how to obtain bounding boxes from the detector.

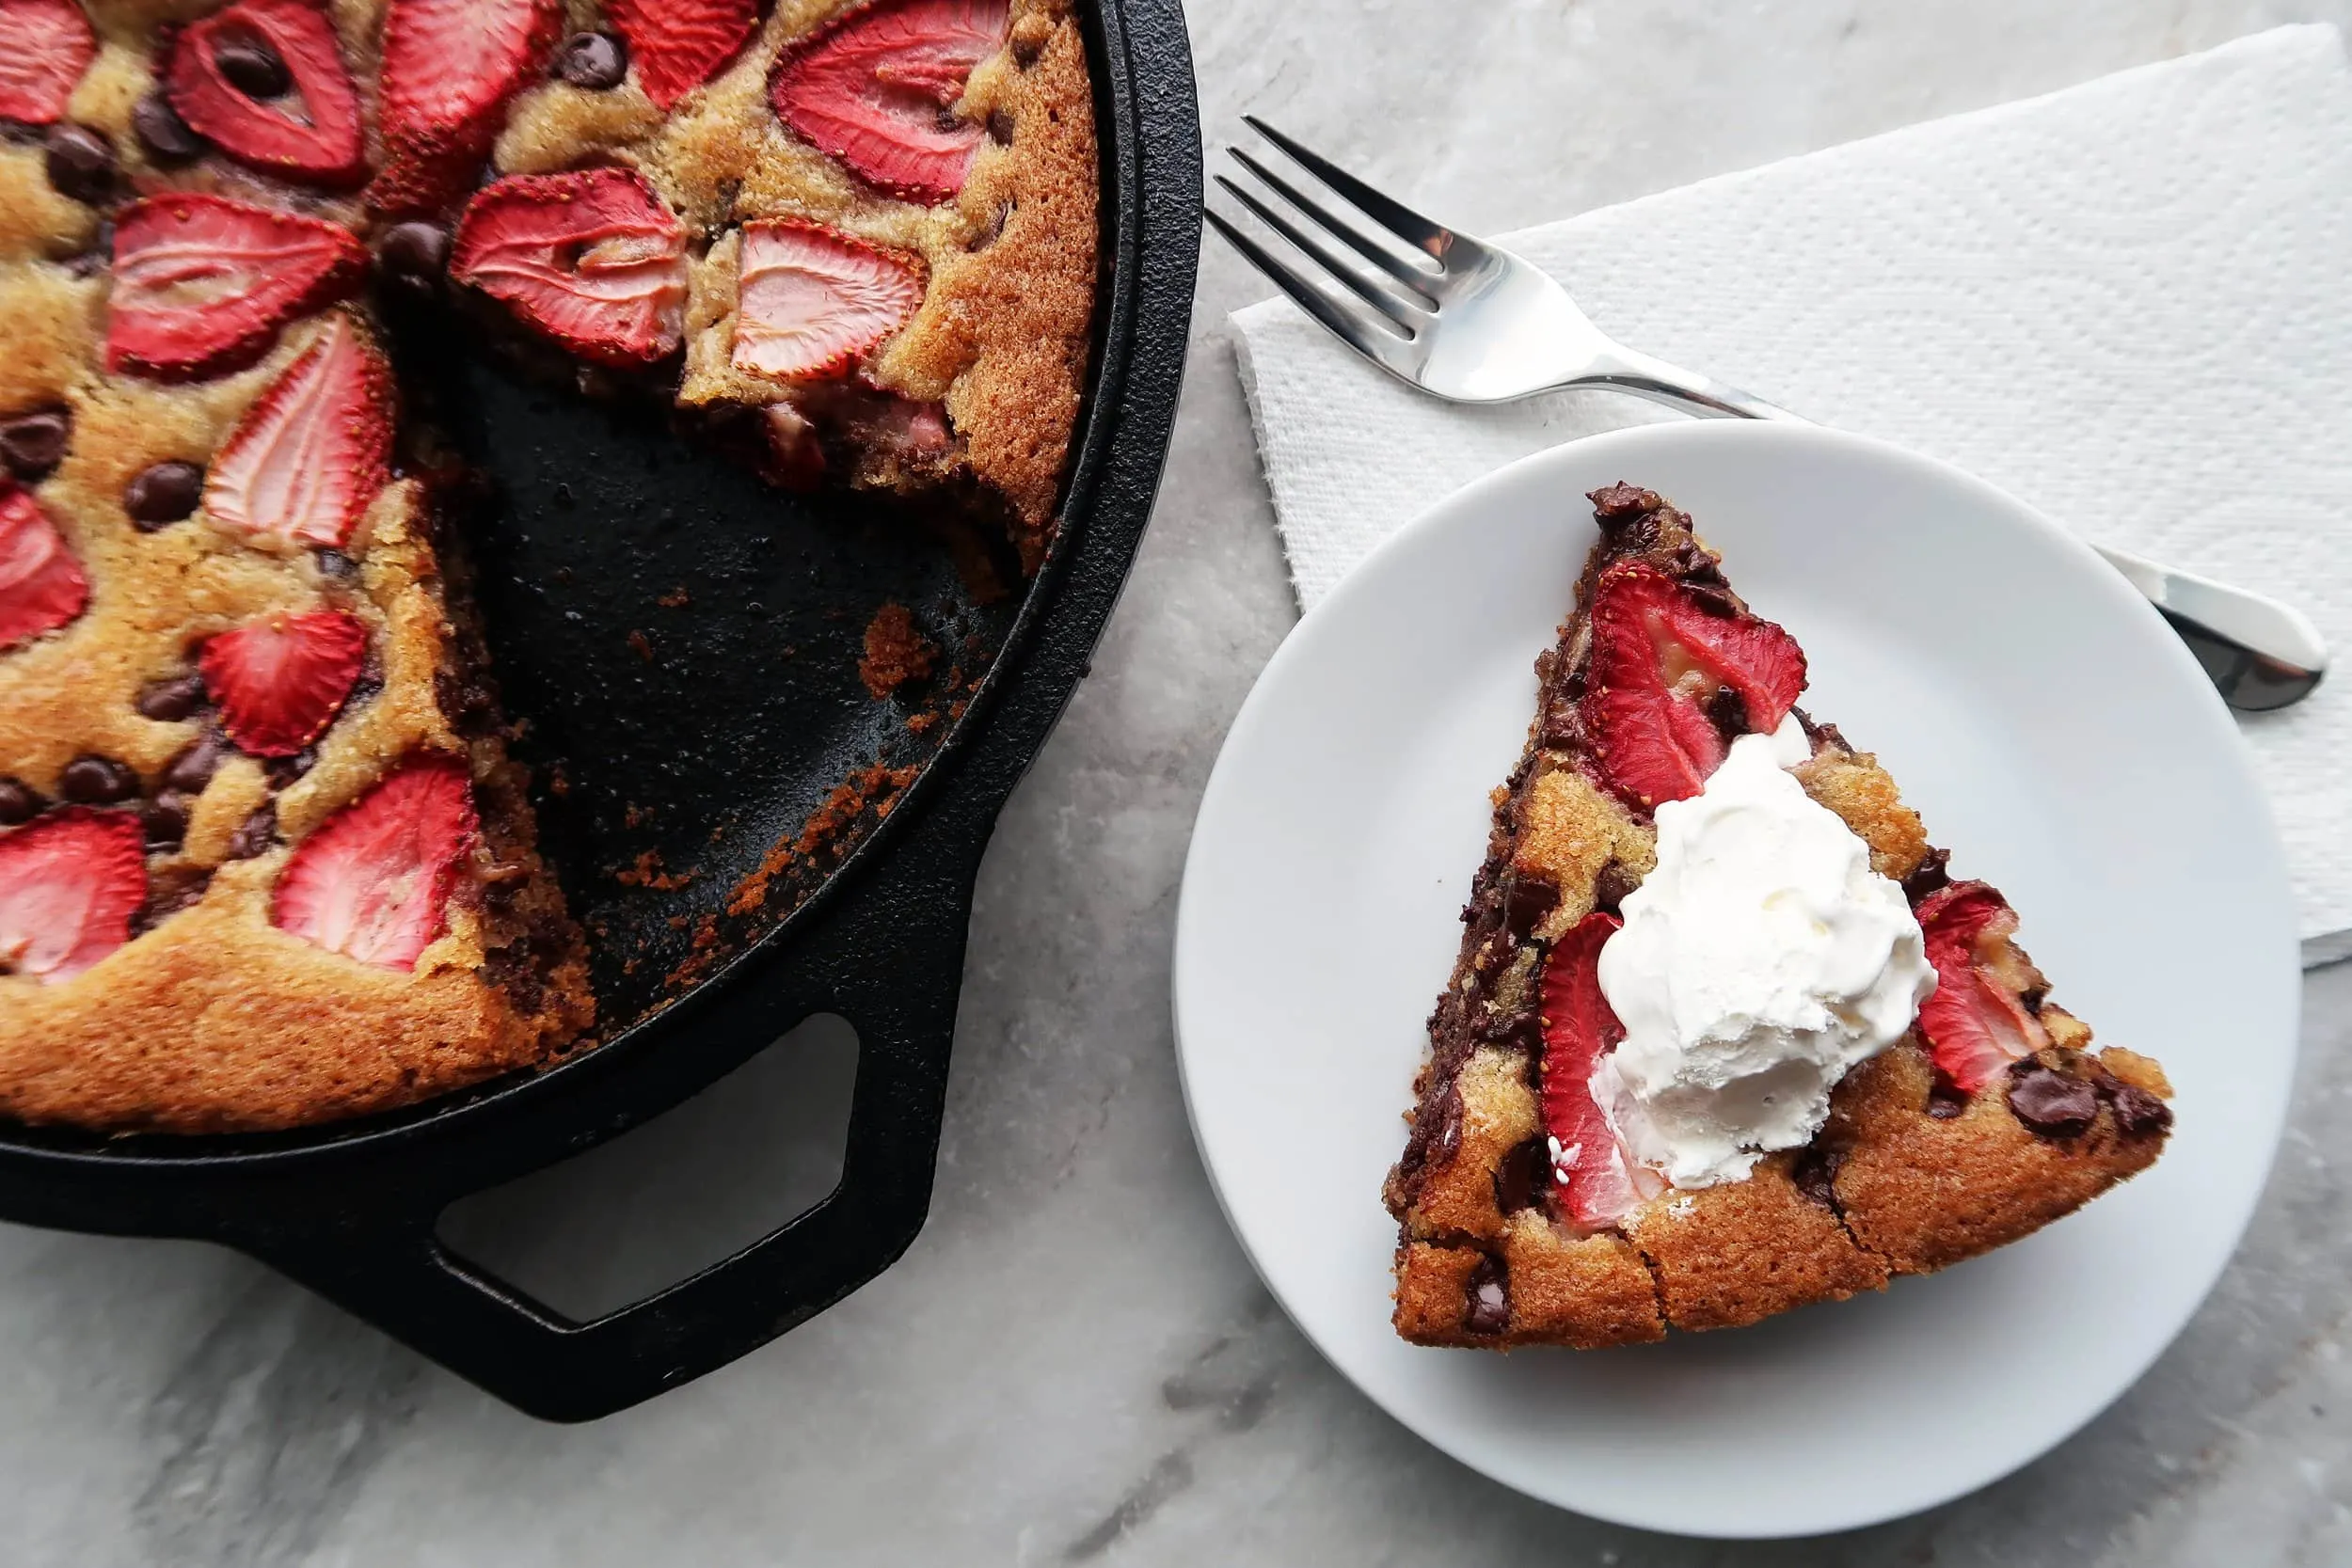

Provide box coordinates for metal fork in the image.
[1207,118,2328,713]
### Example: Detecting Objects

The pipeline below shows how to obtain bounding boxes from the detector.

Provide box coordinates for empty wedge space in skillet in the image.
[0,0,1100,1132]
[1384,483,2176,1347]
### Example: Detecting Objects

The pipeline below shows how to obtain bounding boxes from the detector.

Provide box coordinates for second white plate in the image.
[1172,420,2298,1538]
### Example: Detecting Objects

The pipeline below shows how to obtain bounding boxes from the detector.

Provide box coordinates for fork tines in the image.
[1208,119,1467,365]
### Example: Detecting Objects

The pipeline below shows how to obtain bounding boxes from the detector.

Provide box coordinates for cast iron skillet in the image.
[0,0,1200,1421]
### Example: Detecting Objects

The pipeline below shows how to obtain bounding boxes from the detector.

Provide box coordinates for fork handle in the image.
[1585,350,2328,711]
[1581,346,1801,422]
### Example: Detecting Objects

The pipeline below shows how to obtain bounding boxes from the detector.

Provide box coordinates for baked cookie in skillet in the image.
[0,0,1098,1132]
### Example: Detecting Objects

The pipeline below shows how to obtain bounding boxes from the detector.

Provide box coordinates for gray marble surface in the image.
[7,1,2351,1561]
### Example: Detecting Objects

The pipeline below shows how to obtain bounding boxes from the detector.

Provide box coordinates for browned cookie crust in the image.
[643,0,1099,564]
[0,323,595,1130]
[1385,484,2173,1348]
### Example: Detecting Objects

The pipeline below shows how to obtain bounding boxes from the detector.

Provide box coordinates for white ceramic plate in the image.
[1172,421,2298,1538]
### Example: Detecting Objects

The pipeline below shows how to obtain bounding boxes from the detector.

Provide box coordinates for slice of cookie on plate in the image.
[1385,483,2174,1347]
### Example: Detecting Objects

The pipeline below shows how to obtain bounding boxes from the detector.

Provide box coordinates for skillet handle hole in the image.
[434,1014,859,1322]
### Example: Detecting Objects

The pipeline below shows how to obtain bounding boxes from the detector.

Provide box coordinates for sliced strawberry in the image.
[732,219,925,379]
[606,0,755,110]
[1585,679,1727,809]
[1583,562,1807,808]
[451,168,690,366]
[0,809,145,984]
[202,315,391,551]
[372,0,561,216]
[0,486,87,651]
[107,194,367,381]
[1915,880,2050,1092]
[1538,911,1645,1230]
[165,0,365,184]
[0,0,95,127]
[272,757,477,970]
[771,0,1010,203]
[199,609,367,755]
[1631,568,1808,727]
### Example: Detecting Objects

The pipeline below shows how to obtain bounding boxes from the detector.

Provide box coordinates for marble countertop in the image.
[8,2,2352,1562]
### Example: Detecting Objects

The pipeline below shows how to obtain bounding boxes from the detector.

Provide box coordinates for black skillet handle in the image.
[232,812,989,1423]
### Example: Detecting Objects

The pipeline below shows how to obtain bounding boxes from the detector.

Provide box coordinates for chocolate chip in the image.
[1472,1001,1539,1053]
[1790,1146,1840,1210]
[1462,1255,1510,1336]
[0,777,41,824]
[1503,874,1558,937]
[141,789,191,849]
[224,801,277,860]
[1926,1081,1970,1119]
[1704,684,1749,740]
[2006,1063,2099,1138]
[1900,846,1952,904]
[124,460,204,528]
[132,90,207,164]
[215,39,291,98]
[1590,482,1661,529]
[138,864,211,928]
[1537,701,1583,752]
[1674,544,1726,588]
[986,107,1014,145]
[555,30,628,89]
[42,122,116,204]
[162,736,221,794]
[376,221,450,296]
[1493,1136,1549,1213]
[59,753,138,804]
[1680,581,1742,618]
[263,747,317,787]
[2111,1083,2173,1139]
[315,546,358,579]
[1009,28,1043,67]
[0,407,69,483]
[1592,862,1640,915]
[2017,985,2047,1016]
[136,673,206,722]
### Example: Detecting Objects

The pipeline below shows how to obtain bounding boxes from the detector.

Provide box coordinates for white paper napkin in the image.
[1232,24,2352,963]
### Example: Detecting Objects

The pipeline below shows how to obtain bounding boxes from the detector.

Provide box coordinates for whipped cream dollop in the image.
[1591,717,1934,1189]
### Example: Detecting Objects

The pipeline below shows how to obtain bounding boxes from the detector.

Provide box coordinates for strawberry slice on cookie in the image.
[1915,880,2052,1092]
[732,219,926,379]
[0,810,145,984]
[0,0,95,126]
[105,195,368,381]
[605,0,756,111]
[0,486,87,651]
[1537,911,1647,1231]
[1583,562,1806,809]
[273,757,477,970]
[199,609,368,756]
[372,0,561,215]
[202,315,392,551]
[771,0,1010,204]
[165,0,366,184]
[451,168,691,365]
